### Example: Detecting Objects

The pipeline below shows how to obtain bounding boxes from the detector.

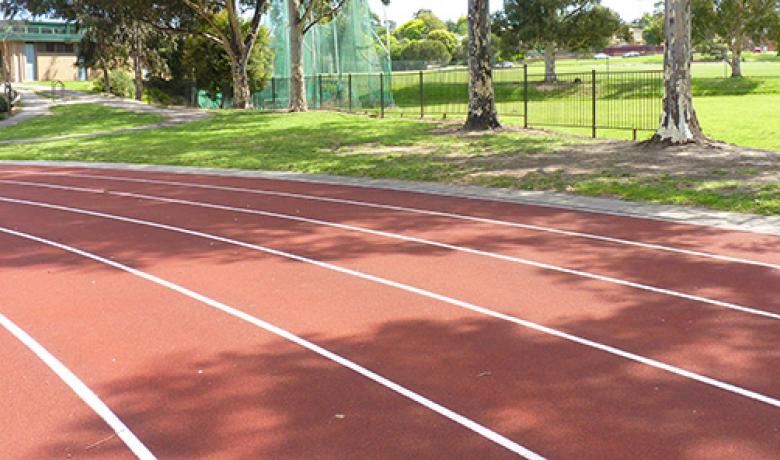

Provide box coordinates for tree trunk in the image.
[231,58,252,109]
[288,0,308,112]
[652,0,704,144]
[101,60,111,94]
[464,0,500,131]
[544,43,557,83]
[729,41,743,78]
[132,33,143,101]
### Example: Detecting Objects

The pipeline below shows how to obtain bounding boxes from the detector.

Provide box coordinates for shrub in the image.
[92,70,135,98]
[0,94,8,113]
[399,39,452,66]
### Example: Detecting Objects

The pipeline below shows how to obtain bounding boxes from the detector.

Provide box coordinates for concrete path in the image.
[0,85,208,143]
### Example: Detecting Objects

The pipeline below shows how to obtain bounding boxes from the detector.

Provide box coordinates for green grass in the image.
[1,110,778,215]
[0,111,574,180]
[29,80,96,92]
[695,94,780,152]
[473,174,780,216]
[0,104,164,141]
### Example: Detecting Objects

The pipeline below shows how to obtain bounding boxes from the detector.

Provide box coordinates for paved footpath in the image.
[0,86,208,144]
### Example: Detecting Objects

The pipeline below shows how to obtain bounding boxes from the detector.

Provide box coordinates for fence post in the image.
[318,74,323,109]
[419,70,425,119]
[523,64,529,129]
[591,69,597,139]
[380,73,385,118]
[348,74,353,112]
[271,78,276,110]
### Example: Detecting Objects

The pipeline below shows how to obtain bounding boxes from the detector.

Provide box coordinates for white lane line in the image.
[0,227,543,460]
[2,197,780,411]
[4,169,779,272]
[1,179,779,322]
[0,312,155,459]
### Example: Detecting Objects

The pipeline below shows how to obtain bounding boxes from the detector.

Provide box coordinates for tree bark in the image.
[729,40,743,77]
[288,0,308,112]
[464,0,500,131]
[652,0,704,144]
[131,30,143,101]
[231,58,252,109]
[543,42,557,83]
[101,60,111,94]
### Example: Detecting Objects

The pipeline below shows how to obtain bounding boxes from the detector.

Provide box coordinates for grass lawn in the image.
[25,80,96,92]
[0,104,164,141]
[696,95,780,152]
[1,110,778,215]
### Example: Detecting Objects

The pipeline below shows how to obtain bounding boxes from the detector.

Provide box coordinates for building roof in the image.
[0,20,84,43]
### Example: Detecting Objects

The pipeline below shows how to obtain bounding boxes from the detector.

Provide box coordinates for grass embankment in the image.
[0,104,164,141]
[1,110,778,215]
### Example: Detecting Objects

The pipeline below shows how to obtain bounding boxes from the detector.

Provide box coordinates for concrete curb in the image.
[2,160,779,236]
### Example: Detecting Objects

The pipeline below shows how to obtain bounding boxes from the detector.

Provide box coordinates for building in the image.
[0,20,86,83]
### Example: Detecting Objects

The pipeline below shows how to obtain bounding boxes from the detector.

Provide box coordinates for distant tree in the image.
[77,15,127,94]
[448,16,470,36]
[642,11,665,45]
[494,0,622,82]
[706,0,779,77]
[428,29,459,55]
[399,39,451,65]
[465,0,500,130]
[653,0,705,144]
[394,18,427,40]
[413,9,447,32]
[617,23,635,43]
[183,12,272,107]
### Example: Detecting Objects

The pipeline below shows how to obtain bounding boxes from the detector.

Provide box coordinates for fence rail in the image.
[199,65,664,138]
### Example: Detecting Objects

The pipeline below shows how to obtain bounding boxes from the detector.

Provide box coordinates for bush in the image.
[0,95,8,113]
[145,77,194,106]
[399,39,452,66]
[92,70,135,98]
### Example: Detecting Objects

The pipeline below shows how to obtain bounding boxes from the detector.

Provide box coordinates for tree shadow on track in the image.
[34,317,780,459]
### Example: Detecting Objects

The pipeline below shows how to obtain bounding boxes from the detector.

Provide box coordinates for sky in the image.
[367,0,657,25]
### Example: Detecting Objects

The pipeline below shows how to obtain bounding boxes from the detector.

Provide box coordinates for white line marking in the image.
[0,227,543,460]
[4,169,779,272]
[0,312,155,459]
[1,179,779,322]
[2,197,779,411]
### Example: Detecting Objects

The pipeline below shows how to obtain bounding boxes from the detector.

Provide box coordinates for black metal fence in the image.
[200,65,664,138]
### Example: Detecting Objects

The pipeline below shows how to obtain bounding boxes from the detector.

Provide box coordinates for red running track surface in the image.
[0,164,778,459]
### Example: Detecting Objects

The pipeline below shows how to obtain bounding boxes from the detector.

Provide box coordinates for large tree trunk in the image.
[729,40,743,78]
[543,43,557,83]
[131,32,143,101]
[231,58,252,109]
[464,0,500,131]
[288,0,308,112]
[653,0,704,144]
[101,60,111,95]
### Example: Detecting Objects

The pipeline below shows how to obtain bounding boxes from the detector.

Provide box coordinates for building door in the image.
[24,43,36,81]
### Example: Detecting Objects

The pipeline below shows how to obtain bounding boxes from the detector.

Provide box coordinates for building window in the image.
[37,43,75,54]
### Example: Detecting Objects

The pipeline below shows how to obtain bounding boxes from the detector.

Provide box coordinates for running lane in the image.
[4,165,779,266]
[3,168,780,316]
[1,180,779,400]
[1,197,779,459]
[0,232,521,459]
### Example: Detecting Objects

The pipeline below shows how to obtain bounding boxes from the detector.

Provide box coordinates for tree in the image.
[653,0,705,144]
[413,9,447,32]
[394,18,428,40]
[447,16,469,36]
[286,0,350,112]
[428,29,459,55]
[465,0,500,130]
[399,39,451,65]
[77,14,127,94]
[706,0,779,77]
[495,0,621,82]
[184,12,272,107]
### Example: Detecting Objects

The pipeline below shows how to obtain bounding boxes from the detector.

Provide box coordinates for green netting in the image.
[199,0,393,109]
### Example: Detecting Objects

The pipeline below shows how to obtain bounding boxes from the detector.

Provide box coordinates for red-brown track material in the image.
[1,165,779,459]
[0,232,517,459]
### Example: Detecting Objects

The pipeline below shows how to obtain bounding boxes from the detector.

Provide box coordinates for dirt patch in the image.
[462,138,780,186]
